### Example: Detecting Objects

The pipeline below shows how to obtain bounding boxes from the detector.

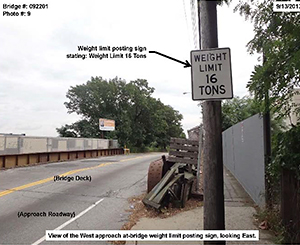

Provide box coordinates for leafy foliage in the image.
[234,0,300,121]
[221,96,261,131]
[57,77,185,151]
[234,0,300,184]
[255,208,286,244]
[226,4,300,240]
[272,125,300,180]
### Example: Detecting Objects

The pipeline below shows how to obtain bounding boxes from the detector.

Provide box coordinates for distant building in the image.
[187,124,203,141]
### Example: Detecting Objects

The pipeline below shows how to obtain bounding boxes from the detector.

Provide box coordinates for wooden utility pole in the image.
[198,1,225,243]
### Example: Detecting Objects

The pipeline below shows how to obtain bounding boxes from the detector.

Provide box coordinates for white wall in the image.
[0,136,117,155]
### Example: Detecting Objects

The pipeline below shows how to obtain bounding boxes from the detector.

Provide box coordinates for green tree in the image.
[152,101,185,149]
[235,0,300,121]
[56,124,77,138]
[221,95,284,134]
[234,3,300,240]
[221,96,261,131]
[57,77,185,151]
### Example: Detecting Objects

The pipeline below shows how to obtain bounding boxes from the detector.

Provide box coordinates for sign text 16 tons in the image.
[191,48,233,100]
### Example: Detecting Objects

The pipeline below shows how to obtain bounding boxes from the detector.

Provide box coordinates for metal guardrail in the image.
[0,148,124,169]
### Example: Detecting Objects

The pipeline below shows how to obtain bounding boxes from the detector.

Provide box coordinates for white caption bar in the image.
[273,1,300,12]
[46,230,259,241]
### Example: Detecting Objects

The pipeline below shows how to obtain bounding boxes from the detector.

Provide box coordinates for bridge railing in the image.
[0,135,123,169]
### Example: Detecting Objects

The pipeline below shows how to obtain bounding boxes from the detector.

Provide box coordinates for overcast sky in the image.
[0,0,260,137]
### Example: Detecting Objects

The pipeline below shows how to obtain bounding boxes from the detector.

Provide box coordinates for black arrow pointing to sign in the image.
[149,51,191,68]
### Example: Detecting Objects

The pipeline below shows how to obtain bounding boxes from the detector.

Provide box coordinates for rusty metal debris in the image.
[147,159,164,193]
[143,138,201,211]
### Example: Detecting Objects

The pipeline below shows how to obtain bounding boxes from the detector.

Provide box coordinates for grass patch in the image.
[254,208,286,244]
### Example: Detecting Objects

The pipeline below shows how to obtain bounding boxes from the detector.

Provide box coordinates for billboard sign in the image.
[99,118,115,131]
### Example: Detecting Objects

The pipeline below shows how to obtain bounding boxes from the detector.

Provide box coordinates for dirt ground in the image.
[122,193,203,231]
[112,159,204,244]
[122,164,204,231]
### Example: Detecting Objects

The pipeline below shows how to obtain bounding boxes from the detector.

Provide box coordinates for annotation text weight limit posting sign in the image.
[191,48,233,100]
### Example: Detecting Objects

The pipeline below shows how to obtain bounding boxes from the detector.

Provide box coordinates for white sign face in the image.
[190,48,233,100]
[99,118,115,131]
[273,1,300,13]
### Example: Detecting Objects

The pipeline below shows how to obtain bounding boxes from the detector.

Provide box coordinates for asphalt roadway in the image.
[0,153,164,245]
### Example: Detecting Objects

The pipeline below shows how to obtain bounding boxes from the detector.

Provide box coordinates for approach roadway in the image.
[0,152,164,245]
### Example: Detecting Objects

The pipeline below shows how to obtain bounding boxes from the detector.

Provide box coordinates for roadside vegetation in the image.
[230,0,300,243]
[221,96,261,131]
[57,0,300,241]
[57,77,185,152]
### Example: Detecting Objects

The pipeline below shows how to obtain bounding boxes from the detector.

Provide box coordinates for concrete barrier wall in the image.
[222,114,266,207]
[0,135,118,155]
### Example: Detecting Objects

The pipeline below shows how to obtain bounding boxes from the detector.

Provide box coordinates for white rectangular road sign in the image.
[190,48,233,100]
